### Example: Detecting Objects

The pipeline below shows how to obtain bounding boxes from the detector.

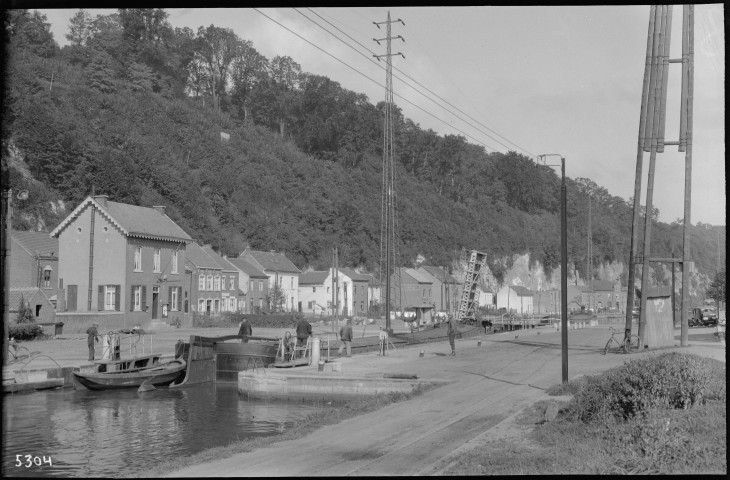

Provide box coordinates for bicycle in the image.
[602,326,642,355]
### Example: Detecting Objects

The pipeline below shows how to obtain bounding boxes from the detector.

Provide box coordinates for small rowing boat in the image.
[73,354,186,391]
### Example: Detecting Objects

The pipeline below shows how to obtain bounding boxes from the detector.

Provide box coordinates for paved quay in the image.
[164,322,724,477]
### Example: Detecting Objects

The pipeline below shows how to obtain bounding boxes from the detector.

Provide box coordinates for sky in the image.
[39,6,725,226]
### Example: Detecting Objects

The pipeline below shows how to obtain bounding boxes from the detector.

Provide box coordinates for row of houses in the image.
[8,195,627,331]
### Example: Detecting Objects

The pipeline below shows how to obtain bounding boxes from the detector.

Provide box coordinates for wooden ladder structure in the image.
[456,249,488,324]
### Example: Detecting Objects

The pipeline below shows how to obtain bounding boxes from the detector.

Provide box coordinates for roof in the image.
[417,266,458,284]
[508,285,534,297]
[12,231,58,257]
[201,246,236,272]
[338,267,371,282]
[243,250,301,274]
[50,196,193,243]
[590,280,616,292]
[300,271,330,286]
[404,268,433,284]
[185,243,222,270]
[9,287,52,309]
[226,257,269,278]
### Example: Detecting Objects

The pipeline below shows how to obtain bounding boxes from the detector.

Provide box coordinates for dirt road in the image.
[165,323,725,477]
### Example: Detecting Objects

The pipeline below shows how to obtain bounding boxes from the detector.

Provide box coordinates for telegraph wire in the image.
[302,7,535,158]
[254,8,502,153]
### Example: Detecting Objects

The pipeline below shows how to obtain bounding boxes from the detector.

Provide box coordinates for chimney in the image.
[153,206,166,216]
[93,195,108,208]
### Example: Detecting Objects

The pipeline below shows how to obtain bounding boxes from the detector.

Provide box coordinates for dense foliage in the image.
[2,9,724,285]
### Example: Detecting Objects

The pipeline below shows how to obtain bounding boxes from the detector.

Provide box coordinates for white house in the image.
[496,285,534,316]
[239,249,301,312]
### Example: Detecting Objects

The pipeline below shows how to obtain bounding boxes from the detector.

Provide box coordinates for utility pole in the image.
[374,12,404,336]
[587,195,593,310]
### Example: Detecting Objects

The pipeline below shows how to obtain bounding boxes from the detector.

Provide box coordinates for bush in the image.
[568,353,726,423]
[9,323,44,341]
[15,295,35,324]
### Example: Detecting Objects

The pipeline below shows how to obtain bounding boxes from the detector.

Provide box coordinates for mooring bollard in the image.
[419,350,425,357]
[477,340,482,346]
[318,360,325,372]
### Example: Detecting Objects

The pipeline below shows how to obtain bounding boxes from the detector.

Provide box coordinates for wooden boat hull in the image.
[73,359,186,391]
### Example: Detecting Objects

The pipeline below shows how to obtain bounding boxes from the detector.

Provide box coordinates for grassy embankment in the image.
[442,352,727,475]
[139,383,436,478]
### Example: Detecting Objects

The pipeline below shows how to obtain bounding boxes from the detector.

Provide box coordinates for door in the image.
[152,286,159,319]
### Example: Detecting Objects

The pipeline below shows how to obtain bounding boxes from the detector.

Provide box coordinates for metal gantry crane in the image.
[456,249,488,324]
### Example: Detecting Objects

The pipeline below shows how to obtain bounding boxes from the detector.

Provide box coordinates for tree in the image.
[65,9,95,47]
[6,10,59,58]
[230,41,269,121]
[193,25,242,111]
[267,281,286,313]
[706,268,726,306]
[15,295,35,324]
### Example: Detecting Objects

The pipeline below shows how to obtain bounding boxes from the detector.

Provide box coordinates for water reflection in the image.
[2,384,325,478]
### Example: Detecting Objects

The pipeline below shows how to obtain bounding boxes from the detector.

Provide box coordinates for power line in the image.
[302,8,536,157]
[255,8,503,153]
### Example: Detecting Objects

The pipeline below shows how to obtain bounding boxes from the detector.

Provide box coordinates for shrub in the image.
[9,323,44,341]
[15,295,35,324]
[568,353,726,423]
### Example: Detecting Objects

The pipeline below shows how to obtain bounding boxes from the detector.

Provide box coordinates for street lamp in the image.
[539,154,568,384]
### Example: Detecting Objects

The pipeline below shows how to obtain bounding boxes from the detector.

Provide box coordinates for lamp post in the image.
[539,154,568,384]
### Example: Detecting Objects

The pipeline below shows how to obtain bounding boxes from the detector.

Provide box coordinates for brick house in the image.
[416,265,459,314]
[185,242,225,315]
[390,267,434,311]
[223,256,269,313]
[201,245,239,313]
[50,195,192,332]
[9,287,56,324]
[239,249,301,312]
[10,230,59,307]
[582,279,627,313]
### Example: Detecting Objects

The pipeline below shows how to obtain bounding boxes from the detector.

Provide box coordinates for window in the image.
[353,285,357,295]
[153,248,161,272]
[214,299,220,312]
[133,286,142,311]
[308,301,314,309]
[258,299,263,309]
[290,278,293,289]
[214,275,221,291]
[360,301,364,311]
[199,275,206,291]
[171,287,179,311]
[229,297,236,311]
[229,276,235,290]
[198,299,205,312]
[171,250,178,274]
[250,280,255,291]
[43,266,52,288]
[134,247,142,271]
[258,280,263,291]
[313,287,316,293]
[206,275,213,291]
[105,285,117,311]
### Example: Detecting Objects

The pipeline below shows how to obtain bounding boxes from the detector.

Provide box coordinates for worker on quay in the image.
[338,319,353,358]
[447,315,458,356]
[87,322,100,361]
[238,317,252,343]
[295,317,312,357]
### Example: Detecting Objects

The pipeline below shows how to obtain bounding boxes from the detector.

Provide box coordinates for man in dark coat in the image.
[238,317,253,343]
[295,317,312,357]
[86,323,100,361]
[338,319,353,357]
[447,315,458,356]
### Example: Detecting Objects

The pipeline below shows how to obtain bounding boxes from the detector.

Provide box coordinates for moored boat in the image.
[73,354,186,391]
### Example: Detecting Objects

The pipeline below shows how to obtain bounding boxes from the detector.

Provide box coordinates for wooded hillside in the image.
[2,9,724,286]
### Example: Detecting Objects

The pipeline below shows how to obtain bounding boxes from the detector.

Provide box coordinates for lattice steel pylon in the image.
[456,249,488,324]
[374,12,404,334]
[625,5,695,347]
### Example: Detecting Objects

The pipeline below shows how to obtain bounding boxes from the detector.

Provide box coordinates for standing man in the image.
[238,317,252,343]
[338,319,353,358]
[86,323,100,361]
[295,316,312,357]
[447,315,458,356]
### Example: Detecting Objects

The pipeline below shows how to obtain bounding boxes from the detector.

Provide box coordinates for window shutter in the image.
[115,285,121,311]
[98,285,104,311]
[177,287,182,311]
[168,287,172,307]
[142,286,147,310]
[130,286,136,311]
[67,285,77,311]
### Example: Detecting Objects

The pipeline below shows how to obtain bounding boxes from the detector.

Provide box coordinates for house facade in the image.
[582,279,627,313]
[10,230,59,307]
[239,249,301,312]
[390,268,434,311]
[496,285,535,315]
[224,256,269,313]
[9,287,56,324]
[202,246,239,313]
[336,268,370,317]
[185,242,225,315]
[50,195,192,332]
[299,270,331,316]
[416,265,459,314]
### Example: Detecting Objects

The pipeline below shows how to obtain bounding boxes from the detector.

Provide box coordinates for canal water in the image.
[2,384,327,478]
